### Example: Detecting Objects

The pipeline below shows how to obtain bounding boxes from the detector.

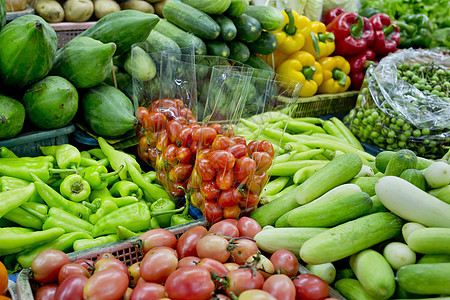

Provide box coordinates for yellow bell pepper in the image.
[276,51,323,97]
[317,56,351,94]
[303,22,336,60]
[271,8,312,55]
[257,49,288,70]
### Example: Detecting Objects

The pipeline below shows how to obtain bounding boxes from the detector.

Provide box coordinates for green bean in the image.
[284,119,326,134]
[289,149,326,161]
[260,177,291,197]
[272,151,298,164]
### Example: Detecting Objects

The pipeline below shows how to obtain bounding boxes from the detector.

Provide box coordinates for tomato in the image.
[83,268,129,300]
[270,250,299,278]
[176,126,194,147]
[212,135,234,150]
[226,268,265,296]
[190,191,205,208]
[190,140,199,154]
[246,254,275,279]
[229,239,259,265]
[176,146,192,164]
[179,108,196,123]
[156,130,169,152]
[231,135,247,146]
[97,252,115,260]
[217,187,241,209]
[234,157,256,183]
[168,163,193,182]
[58,263,90,284]
[293,274,329,300]
[238,192,259,209]
[123,288,133,300]
[130,282,165,300]
[73,259,94,271]
[156,170,168,187]
[238,290,277,300]
[166,120,183,143]
[246,173,269,194]
[196,158,216,181]
[203,200,223,223]
[221,219,239,226]
[177,226,208,258]
[140,228,178,254]
[208,220,240,238]
[162,144,178,166]
[200,181,220,200]
[129,262,141,287]
[210,123,222,132]
[215,294,231,300]
[252,152,273,174]
[165,266,215,300]
[166,180,186,198]
[35,284,58,300]
[136,107,149,123]
[223,205,242,219]
[177,256,201,269]
[197,258,230,276]
[159,106,180,121]
[54,275,88,300]
[218,124,234,137]
[147,246,178,259]
[192,127,217,148]
[248,140,275,158]
[262,274,296,300]
[209,150,235,170]
[228,144,248,159]
[32,249,70,284]
[0,262,6,296]
[196,235,230,263]
[143,112,167,132]
[224,263,239,272]
[216,170,234,191]
[237,217,262,238]
[140,248,178,283]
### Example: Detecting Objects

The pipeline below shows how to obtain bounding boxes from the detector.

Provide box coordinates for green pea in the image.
[412,75,420,83]
[353,118,360,125]
[413,129,421,137]
[398,141,406,148]
[405,70,414,78]
[412,63,421,70]
[402,123,411,131]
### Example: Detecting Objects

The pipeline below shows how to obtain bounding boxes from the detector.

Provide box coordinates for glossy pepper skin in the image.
[0,147,17,158]
[0,183,35,218]
[150,198,185,228]
[347,49,377,90]
[110,180,142,198]
[0,158,72,182]
[81,165,121,191]
[0,176,43,203]
[89,200,118,224]
[171,198,194,227]
[59,174,91,202]
[73,234,118,252]
[271,8,312,55]
[276,51,324,97]
[42,207,93,234]
[323,7,344,25]
[88,196,139,212]
[303,21,336,59]
[116,226,144,240]
[327,12,374,56]
[369,14,400,56]
[317,56,352,94]
[40,144,81,170]
[3,207,44,230]
[397,14,433,49]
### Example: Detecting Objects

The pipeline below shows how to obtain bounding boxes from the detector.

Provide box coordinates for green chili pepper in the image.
[80,151,92,159]
[0,227,65,256]
[3,207,44,230]
[0,176,43,203]
[81,165,122,191]
[89,188,112,202]
[88,196,139,212]
[116,226,144,240]
[0,158,75,182]
[150,217,160,229]
[0,183,35,218]
[0,219,16,227]
[91,202,150,237]
[110,180,142,198]
[88,148,107,160]
[41,144,81,170]
[150,199,185,228]
[21,202,49,216]
[73,234,118,252]
[98,137,141,180]
[17,231,93,268]
[80,157,110,168]
[59,174,91,202]
[397,14,433,48]
[30,173,91,221]
[42,207,93,234]
[125,159,170,202]
[0,147,18,158]
[89,200,118,224]
[170,200,194,227]
[142,171,157,183]
[107,172,120,188]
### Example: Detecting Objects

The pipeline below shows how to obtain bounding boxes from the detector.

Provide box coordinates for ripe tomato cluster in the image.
[30,219,335,300]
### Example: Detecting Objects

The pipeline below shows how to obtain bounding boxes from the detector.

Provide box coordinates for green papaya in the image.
[51,37,116,89]
[0,0,6,31]
[79,10,159,55]
[22,76,78,129]
[81,83,137,138]
[103,70,133,99]
[0,95,25,139]
[0,15,57,88]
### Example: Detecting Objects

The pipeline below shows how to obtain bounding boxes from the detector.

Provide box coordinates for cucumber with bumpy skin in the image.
[233,14,261,43]
[384,149,418,176]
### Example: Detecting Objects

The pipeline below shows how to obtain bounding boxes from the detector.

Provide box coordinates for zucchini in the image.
[233,14,262,43]
[180,0,230,15]
[400,169,427,190]
[350,249,396,300]
[244,5,284,31]
[144,30,181,62]
[295,153,363,205]
[228,41,250,63]
[349,176,379,196]
[163,2,220,40]
[244,53,274,78]
[428,185,450,204]
[206,41,230,58]
[375,176,450,228]
[300,212,403,264]
[214,15,237,41]
[423,161,450,189]
[384,149,418,176]
[226,0,248,17]
[397,263,450,295]
[253,227,327,255]
[406,227,450,255]
[417,254,450,264]
[247,31,278,55]
[382,242,416,270]
[334,278,377,300]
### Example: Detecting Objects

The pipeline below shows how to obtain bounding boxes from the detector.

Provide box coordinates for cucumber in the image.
[206,41,230,58]
[366,195,388,214]
[350,249,396,300]
[163,2,220,40]
[428,185,450,204]
[375,176,450,228]
[253,227,327,255]
[334,278,377,300]
[123,46,156,82]
[233,14,262,43]
[247,31,278,55]
[153,19,207,55]
[244,5,285,31]
[244,53,274,78]
[180,0,230,15]
[335,269,355,281]
[406,227,450,255]
[305,263,336,284]
[228,41,250,62]
[384,149,418,176]
[400,169,427,190]
[295,153,363,205]
[397,263,450,294]
[417,254,450,264]
[300,212,403,264]
[214,15,237,41]
[349,176,379,196]
[226,0,248,17]
[382,242,416,270]
[376,151,432,172]
[423,161,450,189]
[144,30,181,61]
[402,222,427,244]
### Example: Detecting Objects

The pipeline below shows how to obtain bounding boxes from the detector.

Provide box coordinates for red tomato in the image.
[231,136,246,145]
[197,149,213,159]
[246,173,269,194]
[192,127,217,148]
[270,250,299,278]
[129,262,141,287]
[94,257,129,280]
[84,268,129,300]
[159,106,180,121]
[176,126,194,147]
[54,275,88,300]
[166,180,186,198]
[58,263,90,284]
[177,256,201,269]
[228,144,248,159]
[197,258,230,276]
[196,235,230,263]
[190,191,205,208]
[203,200,223,223]
[209,150,235,170]
[234,157,256,183]
[229,239,259,264]
[168,163,193,182]
[237,217,262,238]
[248,140,275,158]
[210,123,222,132]
[161,144,178,166]
[200,181,220,200]
[226,268,265,296]
[147,246,178,259]
[252,152,273,174]
[239,290,277,299]
[130,282,165,300]
[139,228,177,254]
[179,108,196,123]
[216,169,234,191]
[208,220,240,238]
[223,205,241,219]
[73,259,94,271]
[196,158,216,181]
[212,136,234,150]
[190,140,199,154]
[263,274,296,300]
[238,192,260,209]
[221,219,239,226]
[166,120,183,143]
[176,146,192,164]
[143,112,167,132]
[293,274,329,300]
[136,107,149,123]
[177,226,208,258]
[32,249,70,284]
[35,284,58,300]
[217,187,241,208]
[156,170,168,187]
[156,130,169,152]
[217,124,234,137]
[140,248,178,283]
[165,266,215,300]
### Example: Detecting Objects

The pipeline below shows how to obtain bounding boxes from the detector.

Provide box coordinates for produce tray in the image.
[49,22,96,49]
[0,123,76,157]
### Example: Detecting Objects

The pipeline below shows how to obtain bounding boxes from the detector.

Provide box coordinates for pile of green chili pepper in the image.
[0,137,197,272]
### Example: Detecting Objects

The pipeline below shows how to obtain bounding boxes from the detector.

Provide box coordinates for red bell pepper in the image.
[347,49,377,90]
[326,12,374,56]
[323,7,344,25]
[369,13,400,56]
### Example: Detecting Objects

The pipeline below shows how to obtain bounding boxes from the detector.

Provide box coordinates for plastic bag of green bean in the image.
[344,49,450,159]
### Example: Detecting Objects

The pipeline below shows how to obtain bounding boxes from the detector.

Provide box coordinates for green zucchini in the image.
[335,278,378,300]
[163,2,220,40]
[300,212,403,264]
[244,53,274,79]
[226,0,248,17]
[384,149,418,176]
[406,227,450,255]
[233,14,262,43]
[180,0,231,15]
[350,249,396,300]
[206,41,230,58]
[400,169,427,190]
[417,254,450,264]
[228,41,250,62]
[397,263,450,294]
[247,31,278,55]
[244,5,285,31]
[295,153,363,205]
[428,185,450,204]
[214,15,237,41]
[144,30,181,61]
[349,176,379,196]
